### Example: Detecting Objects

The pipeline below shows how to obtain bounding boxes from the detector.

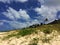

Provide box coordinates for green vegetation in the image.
[2,23,60,40]
[41,38,51,43]
[2,33,17,40]
[3,28,37,40]
[17,28,36,36]
[29,38,39,45]
[29,43,37,45]
[42,29,52,34]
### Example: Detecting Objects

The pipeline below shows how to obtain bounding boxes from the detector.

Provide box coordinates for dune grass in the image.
[3,28,37,40]
[2,24,60,40]
[16,28,37,37]
[29,38,39,45]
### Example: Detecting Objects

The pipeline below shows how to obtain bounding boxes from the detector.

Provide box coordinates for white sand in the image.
[0,30,60,45]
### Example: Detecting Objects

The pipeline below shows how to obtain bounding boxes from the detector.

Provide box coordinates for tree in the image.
[45,18,48,22]
[41,23,43,25]
[44,18,48,24]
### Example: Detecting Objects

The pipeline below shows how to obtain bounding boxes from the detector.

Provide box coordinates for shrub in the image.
[17,29,36,36]
[42,29,52,34]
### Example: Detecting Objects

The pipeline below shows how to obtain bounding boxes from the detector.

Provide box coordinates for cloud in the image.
[43,0,60,11]
[34,0,60,24]
[15,0,28,3]
[38,0,44,4]
[1,0,60,30]
[8,19,40,29]
[8,21,27,29]
[0,19,40,30]
[1,7,40,30]
[0,0,28,3]
[38,0,60,6]
[38,0,60,9]
[44,0,60,6]
[35,5,58,23]
[0,20,27,29]
[19,9,30,20]
[2,7,30,20]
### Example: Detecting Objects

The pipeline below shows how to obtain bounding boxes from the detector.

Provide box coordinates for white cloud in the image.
[2,7,30,20]
[0,19,40,29]
[19,9,30,20]
[44,0,60,6]
[38,0,60,9]
[9,20,39,29]
[35,5,57,23]
[34,0,60,23]
[0,0,10,3]
[0,0,28,3]
[1,7,41,29]
[38,0,44,5]
[8,21,27,29]
[38,0,60,6]
[28,19,40,26]
[43,0,60,11]
[1,0,60,30]
[8,19,40,29]
[0,20,27,29]
[15,0,28,3]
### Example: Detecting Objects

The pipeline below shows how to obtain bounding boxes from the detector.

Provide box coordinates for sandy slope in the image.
[0,30,60,45]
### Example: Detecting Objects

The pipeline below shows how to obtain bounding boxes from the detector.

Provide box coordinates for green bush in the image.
[42,29,52,34]
[17,29,36,36]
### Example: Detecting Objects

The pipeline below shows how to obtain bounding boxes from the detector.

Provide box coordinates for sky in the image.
[0,0,60,31]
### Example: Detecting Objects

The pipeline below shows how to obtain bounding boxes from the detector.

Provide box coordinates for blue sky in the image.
[0,0,60,31]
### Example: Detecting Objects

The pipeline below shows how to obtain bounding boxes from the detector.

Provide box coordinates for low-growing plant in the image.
[29,38,38,45]
[41,38,51,43]
[3,28,36,40]
[17,29,36,36]
[2,33,17,40]
[29,43,37,45]
[42,29,52,34]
